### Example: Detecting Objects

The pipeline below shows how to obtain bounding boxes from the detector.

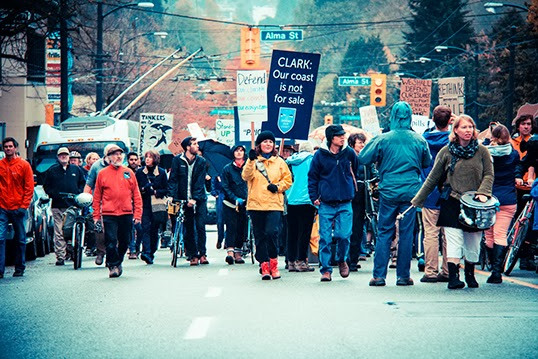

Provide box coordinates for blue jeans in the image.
[373,197,416,280]
[318,202,353,274]
[216,194,225,244]
[0,208,27,274]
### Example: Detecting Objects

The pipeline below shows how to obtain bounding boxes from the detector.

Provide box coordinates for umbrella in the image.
[512,103,538,126]
[198,139,233,177]
[308,123,372,147]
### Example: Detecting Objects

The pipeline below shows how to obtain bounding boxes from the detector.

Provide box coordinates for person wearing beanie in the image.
[221,145,248,265]
[308,124,358,282]
[168,136,212,266]
[285,141,316,272]
[360,101,431,287]
[242,131,292,280]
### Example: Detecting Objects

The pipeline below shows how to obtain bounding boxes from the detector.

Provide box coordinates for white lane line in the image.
[218,268,228,276]
[184,317,213,340]
[205,287,222,298]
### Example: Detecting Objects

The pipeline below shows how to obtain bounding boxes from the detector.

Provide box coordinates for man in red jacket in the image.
[0,137,34,278]
[92,145,142,278]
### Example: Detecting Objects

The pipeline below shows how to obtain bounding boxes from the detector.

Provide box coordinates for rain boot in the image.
[487,244,505,284]
[464,261,479,288]
[447,262,465,289]
[260,262,271,280]
[269,258,281,279]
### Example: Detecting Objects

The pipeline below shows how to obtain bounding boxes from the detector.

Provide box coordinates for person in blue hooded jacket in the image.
[308,124,359,282]
[286,141,316,273]
[419,105,453,283]
[359,101,432,287]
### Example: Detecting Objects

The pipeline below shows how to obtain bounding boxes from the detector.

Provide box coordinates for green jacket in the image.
[358,102,431,202]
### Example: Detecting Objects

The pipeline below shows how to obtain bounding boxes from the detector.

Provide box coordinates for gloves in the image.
[248,149,258,161]
[236,198,245,206]
[267,184,278,193]
[142,183,153,192]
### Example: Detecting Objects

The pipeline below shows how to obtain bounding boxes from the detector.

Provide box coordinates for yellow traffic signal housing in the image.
[240,27,260,69]
[324,114,333,125]
[370,74,387,107]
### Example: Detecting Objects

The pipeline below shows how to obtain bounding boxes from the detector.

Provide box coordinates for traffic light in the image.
[324,114,333,125]
[370,74,387,107]
[240,27,260,69]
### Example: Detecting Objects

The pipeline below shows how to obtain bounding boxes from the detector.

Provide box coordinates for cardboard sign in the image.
[187,123,206,140]
[411,115,433,134]
[215,119,235,147]
[359,105,381,135]
[400,78,432,117]
[139,113,173,155]
[438,77,465,116]
[263,50,321,140]
[236,70,268,122]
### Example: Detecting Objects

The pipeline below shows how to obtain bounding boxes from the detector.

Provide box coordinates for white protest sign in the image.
[139,113,173,155]
[411,115,432,134]
[438,77,465,116]
[359,105,381,135]
[236,70,268,122]
[187,122,206,140]
[239,121,262,142]
[215,119,235,147]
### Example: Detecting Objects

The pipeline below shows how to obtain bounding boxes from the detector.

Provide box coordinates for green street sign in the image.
[338,76,371,87]
[340,115,361,121]
[260,30,303,42]
[210,108,234,116]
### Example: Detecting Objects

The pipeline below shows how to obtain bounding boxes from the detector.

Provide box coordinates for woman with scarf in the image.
[242,131,292,280]
[484,124,519,283]
[135,149,168,265]
[412,115,494,289]
[221,145,248,265]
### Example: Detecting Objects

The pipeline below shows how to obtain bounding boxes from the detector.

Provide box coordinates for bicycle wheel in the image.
[73,223,84,270]
[504,222,529,276]
[171,222,179,267]
[479,237,491,271]
[178,223,184,258]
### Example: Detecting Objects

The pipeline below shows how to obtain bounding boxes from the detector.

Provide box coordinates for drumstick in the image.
[396,205,416,220]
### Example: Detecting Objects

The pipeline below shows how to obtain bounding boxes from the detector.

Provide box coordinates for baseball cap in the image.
[105,144,124,156]
[57,147,70,156]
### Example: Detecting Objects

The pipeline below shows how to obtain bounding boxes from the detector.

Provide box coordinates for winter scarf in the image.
[448,139,478,173]
[486,143,513,157]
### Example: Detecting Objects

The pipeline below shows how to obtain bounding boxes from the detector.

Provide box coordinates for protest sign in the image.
[187,122,206,140]
[236,70,268,122]
[359,105,381,135]
[411,115,433,134]
[438,77,465,116]
[139,113,173,155]
[262,50,321,140]
[215,119,235,147]
[400,78,432,116]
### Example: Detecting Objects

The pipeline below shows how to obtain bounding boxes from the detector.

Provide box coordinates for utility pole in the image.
[506,26,516,121]
[473,53,479,122]
[96,1,104,112]
[60,0,69,123]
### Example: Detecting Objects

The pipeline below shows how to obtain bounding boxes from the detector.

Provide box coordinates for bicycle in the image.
[60,192,94,270]
[357,176,379,252]
[241,214,255,264]
[503,192,535,276]
[169,200,188,267]
[479,232,492,271]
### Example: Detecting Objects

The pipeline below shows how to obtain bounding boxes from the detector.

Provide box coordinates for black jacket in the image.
[44,162,86,208]
[168,154,210,202]
[135,166,168,210]
[221,161,248,203]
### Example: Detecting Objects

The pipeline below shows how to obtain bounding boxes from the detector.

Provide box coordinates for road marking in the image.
[205,287,222,298]
[184,317,213,340]
[218,268,228,276]
[475,269,538,290]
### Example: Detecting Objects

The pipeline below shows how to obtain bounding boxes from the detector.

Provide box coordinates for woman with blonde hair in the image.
[412,115,494,289]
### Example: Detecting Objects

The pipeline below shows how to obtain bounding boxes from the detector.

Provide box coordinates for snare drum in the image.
[459,191,500,230]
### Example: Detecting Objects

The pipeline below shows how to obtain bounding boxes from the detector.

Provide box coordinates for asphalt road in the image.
[1,225,537,359]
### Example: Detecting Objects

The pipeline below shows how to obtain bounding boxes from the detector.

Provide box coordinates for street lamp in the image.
[434,45,479,121]
[96,2,155,112]
[121,31,168,47]
[484,2,529,13]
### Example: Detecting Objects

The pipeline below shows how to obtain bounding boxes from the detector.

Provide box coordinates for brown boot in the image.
[269,258,281,279]
[260,262,271,280]
[234,251,245,264]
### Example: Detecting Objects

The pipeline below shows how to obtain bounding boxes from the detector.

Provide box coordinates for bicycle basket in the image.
[459,191,499,230]
[168,202,181,215]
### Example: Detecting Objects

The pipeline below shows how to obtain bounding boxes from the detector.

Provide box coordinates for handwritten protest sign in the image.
[215,119,235,147]
[438,77,465,116]
[400,78,432,116]
[359,105,381,135]
[236,70,268,122]
[139,113,173,155]
[411,115,433,134]
[263,50,321,140]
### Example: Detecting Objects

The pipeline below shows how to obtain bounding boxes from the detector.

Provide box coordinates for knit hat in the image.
[325,124,345,145]
[255,130,276,146]
[181,136,194,151]
[231,145,246,158]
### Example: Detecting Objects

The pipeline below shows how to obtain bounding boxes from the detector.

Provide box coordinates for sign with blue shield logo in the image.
[277,107,296,134]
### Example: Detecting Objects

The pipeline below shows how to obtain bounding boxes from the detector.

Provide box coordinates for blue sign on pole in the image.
[261,30,303,42]
[263,50,321,140]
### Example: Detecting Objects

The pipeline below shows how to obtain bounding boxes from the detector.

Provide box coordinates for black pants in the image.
[103,214,133,268]
[141,210,161,259]
[250,210,281,263]
[184,200,207,259]
[349,200,366,265]
[223,205,247,249]
[287,204,316,262]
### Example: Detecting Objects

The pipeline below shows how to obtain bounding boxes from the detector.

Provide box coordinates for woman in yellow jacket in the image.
[242,131,292,280]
